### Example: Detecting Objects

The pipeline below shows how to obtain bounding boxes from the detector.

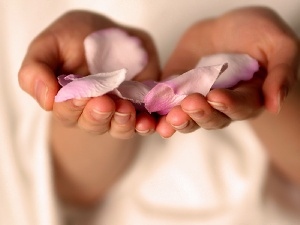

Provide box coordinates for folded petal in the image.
[197,53,259,88]
[84,28,148,80]
[111,80,154,104]
[57,74,83,86]
[145,64,227,114]
[55,69,127,102]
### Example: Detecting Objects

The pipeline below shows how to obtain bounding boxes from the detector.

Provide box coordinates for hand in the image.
[156,6,299,138]
[18,10,160,139]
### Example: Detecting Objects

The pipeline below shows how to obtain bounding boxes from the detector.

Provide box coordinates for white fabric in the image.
[94,124,267,225]
[0,0,300,224]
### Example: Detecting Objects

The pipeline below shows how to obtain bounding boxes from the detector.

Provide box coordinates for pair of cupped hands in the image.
[19,7,299,139]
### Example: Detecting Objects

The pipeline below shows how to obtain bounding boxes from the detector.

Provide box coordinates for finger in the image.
[263,35,299,114]
[181,93,230,129]
[264,62,298,114]
[207,74,264,120]
[18,61,59,111]
[53,98,90,126]
[109,99,136,139]
[18,33,60,110]
[135,112,156,136]
[77,96,115,134]
[166,106,198,133]
[156,116,176,138]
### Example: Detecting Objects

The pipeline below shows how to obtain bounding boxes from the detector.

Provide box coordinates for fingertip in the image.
[264,85,288,114]
[181,93,208,112]
[109,99,137,139]
[19,62,59,110]
[113,99,136,125]
[166,106,190,129]
[156,116,176,138]
[89,95,116,113]
[206,89,228,104]
[135,112,156,135]
[114,98,134,111]
[264,63,296,114]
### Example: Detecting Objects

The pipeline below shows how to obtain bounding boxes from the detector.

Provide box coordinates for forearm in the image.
[50,116,140,206]
[250,80,300,186]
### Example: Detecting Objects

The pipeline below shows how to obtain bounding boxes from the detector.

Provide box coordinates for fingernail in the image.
[136,128,152,135]
[207,101,226,111]
[35,80,48,108]
[277,86,288,114]
[92,110,112,121]
[172,121,189,130]
[185,110,204,120]
[73,98,89,107]
[114,112,131,124]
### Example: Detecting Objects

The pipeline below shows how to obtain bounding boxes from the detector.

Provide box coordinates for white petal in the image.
[197,53,259,88]
[84,28,148,80]
[55,69,127,102]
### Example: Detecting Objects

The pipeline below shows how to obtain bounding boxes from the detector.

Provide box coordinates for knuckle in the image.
[202,120,230,130]
[197,112,230,130]
[53,111,73,125]
[78,123,109,135]
[109,129,136,140]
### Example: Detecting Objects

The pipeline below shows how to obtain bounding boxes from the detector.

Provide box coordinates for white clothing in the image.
[0,0,299,224]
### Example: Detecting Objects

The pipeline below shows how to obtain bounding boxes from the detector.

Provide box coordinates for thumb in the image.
[18,35,60,111]
[18,61,59,111]
[263,39,299,114]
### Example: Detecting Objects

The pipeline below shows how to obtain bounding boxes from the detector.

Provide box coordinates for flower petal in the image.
[57,74,83,86]
[84,28,148,80]
[55,69,127,102]
[197,53,259,88]
[145,64,226,114]
[111,80,153,104]
[145,85,187,115]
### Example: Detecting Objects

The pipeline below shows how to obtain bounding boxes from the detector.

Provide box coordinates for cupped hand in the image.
[156,6,299,138]
[18,10,160,139]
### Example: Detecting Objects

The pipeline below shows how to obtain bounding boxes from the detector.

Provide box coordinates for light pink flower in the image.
[84,28,147,80]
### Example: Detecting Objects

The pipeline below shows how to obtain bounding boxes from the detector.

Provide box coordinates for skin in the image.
[158,6,299,137]
[18,7,299,205]
[250,80,300,187]
[19,10,160,205]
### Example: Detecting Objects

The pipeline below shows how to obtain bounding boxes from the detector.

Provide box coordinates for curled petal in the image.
[84,28,148,80]
[111,80,154,104]
[145,64,227,114]
[144,85,187,115]
[197,53,259,88]
[55,69,127,102]
[57,74,83,86]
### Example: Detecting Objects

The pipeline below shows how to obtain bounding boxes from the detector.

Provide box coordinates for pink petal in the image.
[111,80,153,104]
[55,69,127,102]
[84,28,148,80]
[145,64,227,114]
[197,53,259,88]
[144,85,187,115]
[57,74,83,86]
